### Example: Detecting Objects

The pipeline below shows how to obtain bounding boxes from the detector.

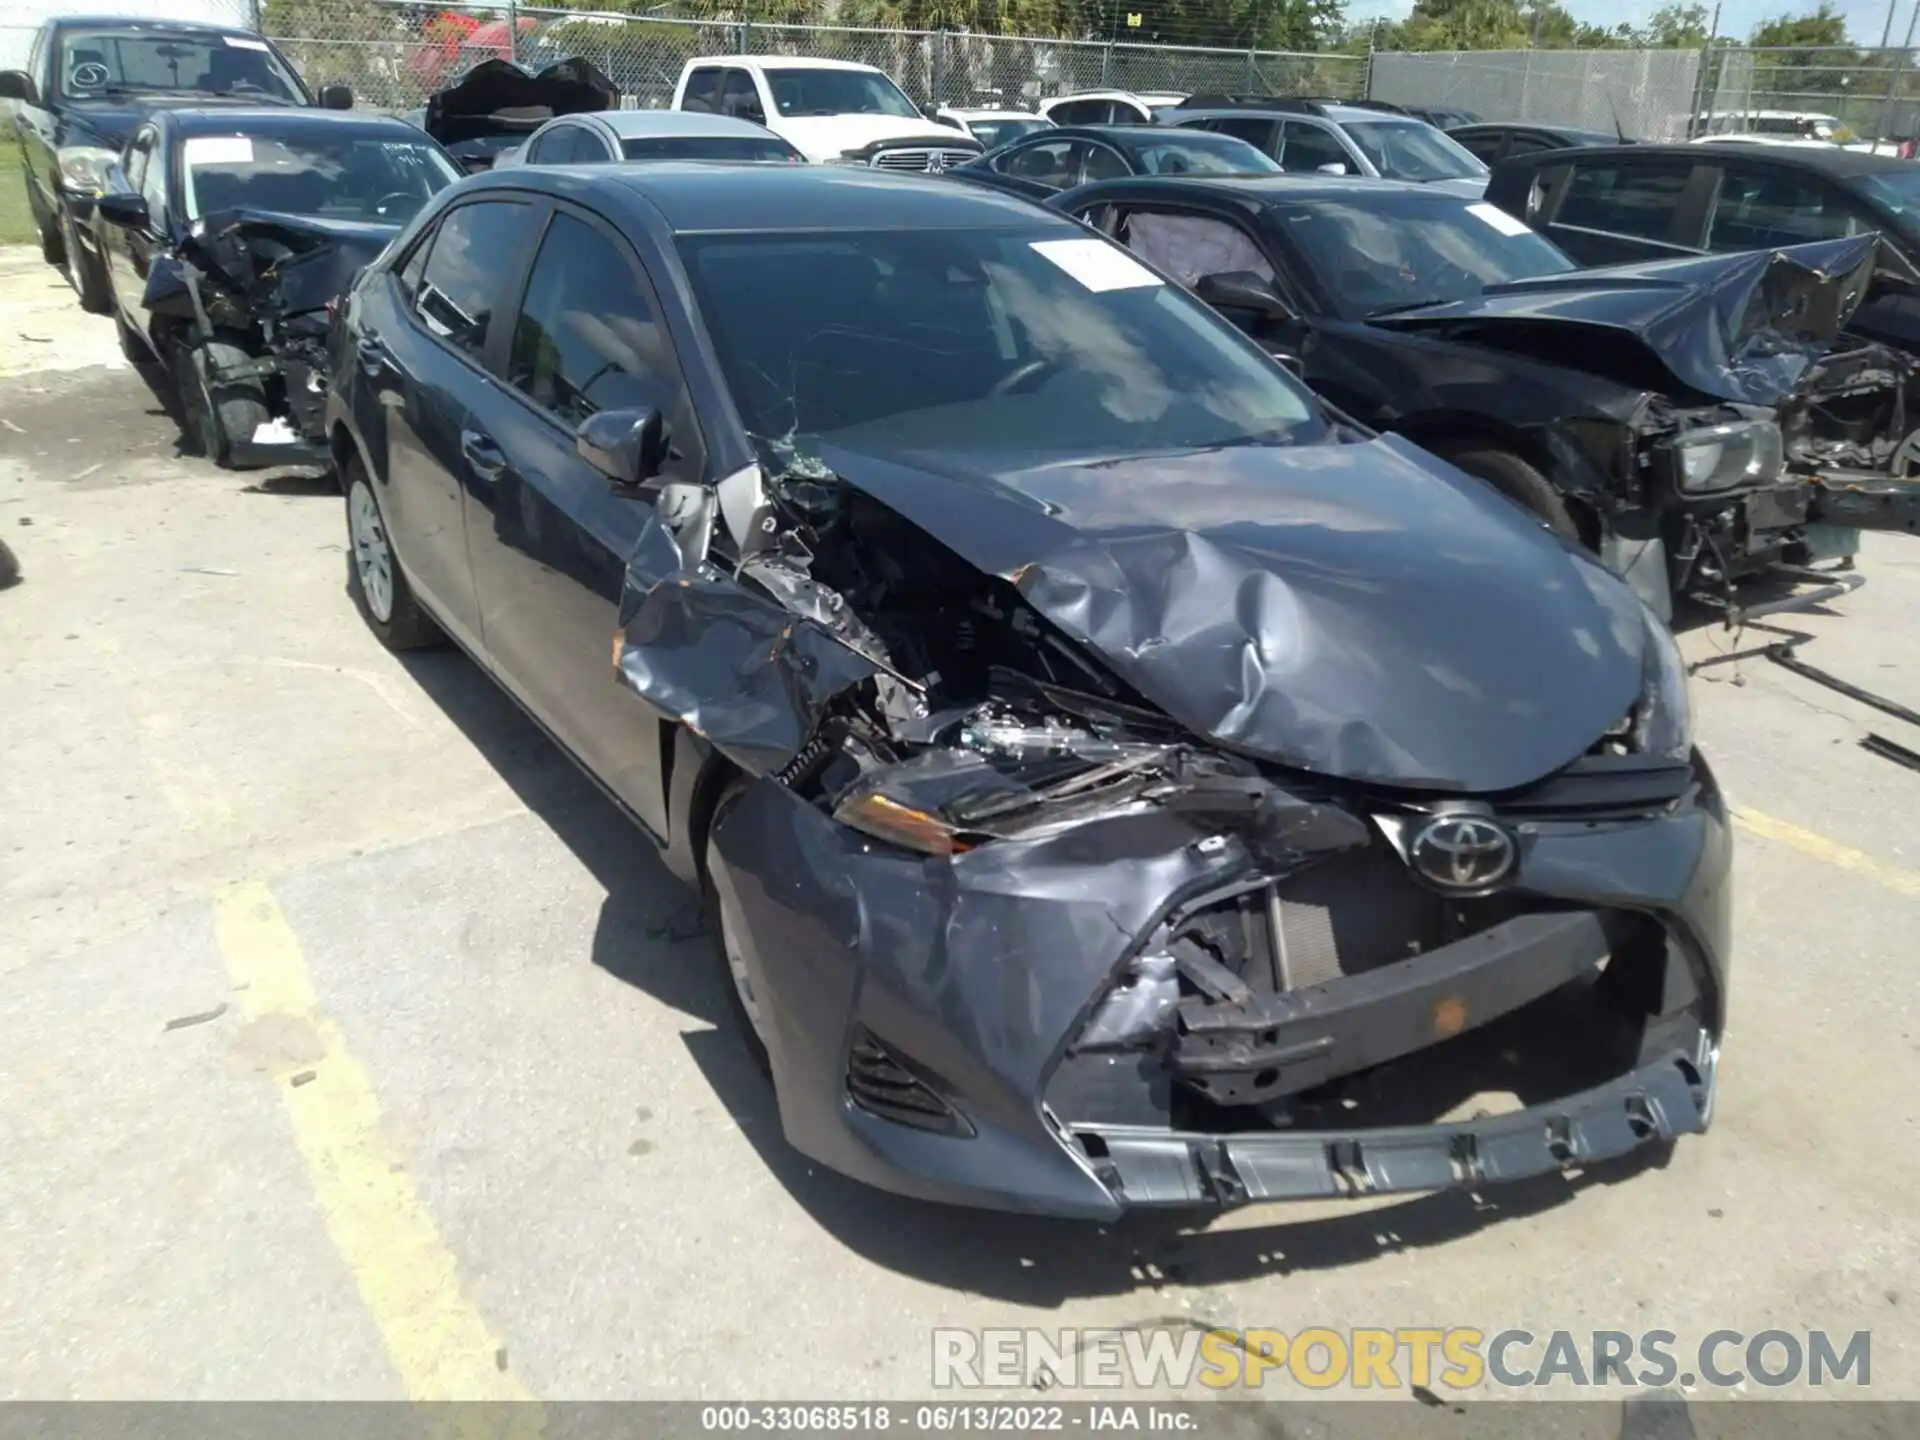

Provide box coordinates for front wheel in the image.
[170,336,269,468]
[343,456,441,651]
[703,777,772,1078]
[1430,440,1583,543]
[61,210,112,314]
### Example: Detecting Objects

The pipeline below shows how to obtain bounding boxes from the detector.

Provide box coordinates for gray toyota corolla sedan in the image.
[326,163,1729,1217]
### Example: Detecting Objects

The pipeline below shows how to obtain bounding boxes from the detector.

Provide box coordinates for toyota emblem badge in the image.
[1409,814,1517,891]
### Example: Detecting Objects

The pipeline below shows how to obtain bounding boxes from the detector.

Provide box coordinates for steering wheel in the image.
[372,191,417,220]
[990,358,1057,397]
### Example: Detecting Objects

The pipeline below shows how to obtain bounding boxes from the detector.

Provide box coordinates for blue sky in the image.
[1344,0,1918,45]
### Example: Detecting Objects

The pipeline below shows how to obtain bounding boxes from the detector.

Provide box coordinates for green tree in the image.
[1642,3,1711,46]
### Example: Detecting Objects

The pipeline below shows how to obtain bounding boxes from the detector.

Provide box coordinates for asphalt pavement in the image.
[2,246,1917,1415]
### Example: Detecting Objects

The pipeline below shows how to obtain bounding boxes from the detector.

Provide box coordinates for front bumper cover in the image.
[1087,1032,1714,1206]
[708,755,1733,1220]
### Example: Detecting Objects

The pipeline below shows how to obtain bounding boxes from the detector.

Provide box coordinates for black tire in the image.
[114,311,150,366]
[170,335,269,468]
[342,455,441,651]
[61,210,113,314]
[29,178,62,266]
[702,777,772,1078]
[0,538,19,590]
[1431,440,1582,543]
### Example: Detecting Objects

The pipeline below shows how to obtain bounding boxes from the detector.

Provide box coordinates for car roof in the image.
[1454,122,1618,142]
[1520,140,1914,176]
[165,108,422,140]
[50,14,254,32]
[1045,90,1182,105]
[1071,174,1437,205]
[941,107,1042,120]
[586,111,784,139]
[688,54,881,73]
[467,161,1077,233]
[1170,101,1417,126]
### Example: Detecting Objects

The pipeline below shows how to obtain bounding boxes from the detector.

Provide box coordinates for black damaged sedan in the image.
[328,164,1728,1217]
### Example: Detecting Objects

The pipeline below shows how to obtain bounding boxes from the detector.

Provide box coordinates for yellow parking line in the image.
[1733,807,1920,900]
[213,881,541,1411]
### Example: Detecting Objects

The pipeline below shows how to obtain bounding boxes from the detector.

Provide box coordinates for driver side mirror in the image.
[0,70,37,105]
[578,407,668,491]
[96,190,150,231]
[1315,161,1348,176]
[318,84,354,110]
[1195,270,1291,321]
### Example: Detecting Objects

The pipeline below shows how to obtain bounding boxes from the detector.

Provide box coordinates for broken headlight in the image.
[1670,418,1783,495]
[1632,605,1692,762]
[56,145,120,199]
[835,791,970,855]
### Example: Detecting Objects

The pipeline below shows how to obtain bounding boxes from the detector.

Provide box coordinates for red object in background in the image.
[405,11,535,90]
[1901,139,1916,160]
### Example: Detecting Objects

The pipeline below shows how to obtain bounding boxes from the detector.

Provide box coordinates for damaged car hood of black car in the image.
[1369,234,1881,407]
[812,434,1650,795]
[420,57,618,147]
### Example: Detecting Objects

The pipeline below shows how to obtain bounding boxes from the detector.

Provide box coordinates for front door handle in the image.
[354,330,393,376]
[460,429,507,482]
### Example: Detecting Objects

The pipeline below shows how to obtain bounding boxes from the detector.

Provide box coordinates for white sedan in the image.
[497,109,805,167]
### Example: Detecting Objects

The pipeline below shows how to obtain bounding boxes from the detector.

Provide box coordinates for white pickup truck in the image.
[671,55,980,171]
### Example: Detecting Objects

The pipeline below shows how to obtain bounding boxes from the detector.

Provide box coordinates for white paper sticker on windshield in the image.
[183,135,254,166]
[1030,238,1163,292]
[223,35,271,50]
[1468,201,1533,237]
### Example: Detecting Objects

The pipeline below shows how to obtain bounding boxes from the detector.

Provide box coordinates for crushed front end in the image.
[144,210,394,467]
[614,438,1730,1218]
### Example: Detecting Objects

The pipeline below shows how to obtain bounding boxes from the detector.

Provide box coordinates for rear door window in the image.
[526,125,581,165]
[1048,99,1110,126]
[1554,161,1696,242]
[1117,207,1276,289]
[1205,116,1278,153]
[993,137,1083,187]
[682,65,722,113]
[413,199,538,362]
[720,68,765,123]
[1708,164,1866,249]
[1453,131,1506,164]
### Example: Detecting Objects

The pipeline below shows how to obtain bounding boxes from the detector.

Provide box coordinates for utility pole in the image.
[1879,0,1920,143]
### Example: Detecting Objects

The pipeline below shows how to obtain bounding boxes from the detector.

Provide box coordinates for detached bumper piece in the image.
[1810,468,1920,536]
[1077,1037,1713,1206]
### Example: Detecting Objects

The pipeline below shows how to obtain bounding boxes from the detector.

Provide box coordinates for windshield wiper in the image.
[196,87,295,105]
[1364,297,1450,319]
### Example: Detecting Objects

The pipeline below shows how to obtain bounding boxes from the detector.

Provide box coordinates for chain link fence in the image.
[1702,46,1920,142]
[253,0,1363,113]
[1366,47,1705,141]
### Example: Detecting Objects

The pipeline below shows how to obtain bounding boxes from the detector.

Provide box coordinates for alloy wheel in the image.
[348,480,395,623]
[717,890,768,1047]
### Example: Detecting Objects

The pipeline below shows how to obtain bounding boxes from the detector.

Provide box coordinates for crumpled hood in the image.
[148,208,396,319]
[777,113,975,161]
[818,434,1649,794]
[1373,234,1879,407]
[422,57,616,144]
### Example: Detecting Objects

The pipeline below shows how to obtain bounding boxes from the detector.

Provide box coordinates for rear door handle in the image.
[460,429,507,482]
